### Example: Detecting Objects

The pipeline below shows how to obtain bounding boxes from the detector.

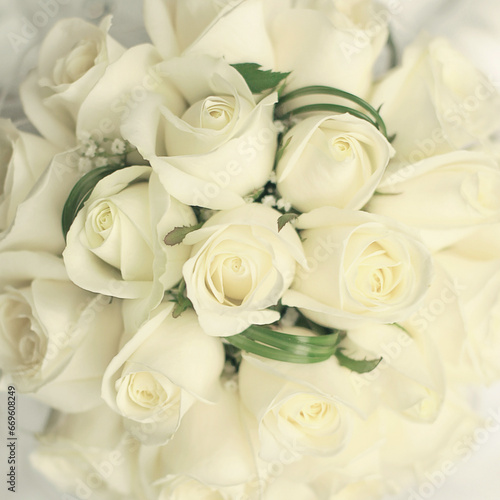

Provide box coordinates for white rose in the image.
[276,113,394,212]
[101,303,224,445]
[406,262,474,384]
[0,119,59,234]
[367,151,500,252]
[282,207,433,330]
[268,0,389,96]
[371,35,500,164]
[143,0,274,67]
[31,405,137,500]
[435,248,500,383]
[445,222,500,261]
[20,16,125,149]
[0,150,82,255]
[257,391,385,498]
[76,43,185,147]
[345,321,445,422]
[63,165,195,303]
[134,385,257,499]
[121,55,278,210]
[238,329,372,462]
[182,203,306,336]
[378,394,482,495]
[0,251,122,412]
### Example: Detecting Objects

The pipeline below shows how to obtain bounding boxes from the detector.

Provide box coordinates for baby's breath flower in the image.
[261,194,276,207]
[94,157,109,167]
[78,131,91,143]
[83,141,98,158]
[111,138,126,155]
[276,197,292,212]
[273,120,287,133]
[78,157,93,174]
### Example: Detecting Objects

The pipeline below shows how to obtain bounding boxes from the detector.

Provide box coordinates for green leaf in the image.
[171,295,193,318]
[164,223,203,246]
[225,325,339,364]
[61,164,128,240]
[277,212,298,232]
[277,103,378,128]
[334,349,382,374]
[231,63,290,94]
[275,136,292,164]
[276,85,390,139]
[170,279,193,318]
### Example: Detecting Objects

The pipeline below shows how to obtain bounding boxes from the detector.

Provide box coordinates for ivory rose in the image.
[435,247,500,383]
[31,405,137,500]
[378,394,482,493]
[268,0,389,96]
[20,16,125,149]
[133,384,257,499]
[0,150,82,255]
[276,113,394,212]
[143,0,274,67]
[0,251,123,412]
[181,203,306,336]
[367,151,500,252]
[345,321,445,422]
[63,165,196,301]
[121,55,278,210]
[101,303,224,445]
[282,207,433,330]
[371,35,500,164]
[0,119,59,236]
[238,328,372,462]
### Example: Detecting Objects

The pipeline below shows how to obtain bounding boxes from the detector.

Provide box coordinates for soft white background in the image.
[1,0,500,498]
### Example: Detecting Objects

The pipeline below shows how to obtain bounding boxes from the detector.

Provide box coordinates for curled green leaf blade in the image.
[226,325,339,364]
[225,334,332,364]
[277,103,378,129]
[334,349,382,374]
[276,84,389,138]
[275,136,292,164]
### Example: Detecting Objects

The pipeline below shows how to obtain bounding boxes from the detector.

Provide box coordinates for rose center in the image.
[127,372,169,409]
[182,96,236,131]
[351,241,404,305]
[18,332,40,365]
[95,206,113,231]
[0,295,46,371]
[53,39,99,85]
[85,201,117,248]
[207,253,254,306]
[329,136,354,162]
[279,394,339,433]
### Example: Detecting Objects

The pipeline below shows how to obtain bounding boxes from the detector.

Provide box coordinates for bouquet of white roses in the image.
[2,1,500,499]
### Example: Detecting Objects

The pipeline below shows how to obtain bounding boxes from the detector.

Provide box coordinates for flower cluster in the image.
[1,1,500,499]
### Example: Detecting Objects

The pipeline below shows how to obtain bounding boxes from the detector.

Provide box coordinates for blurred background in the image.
[1,0,500,498]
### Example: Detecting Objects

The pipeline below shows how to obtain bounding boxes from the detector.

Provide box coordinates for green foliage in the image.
[231,63,290,94]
